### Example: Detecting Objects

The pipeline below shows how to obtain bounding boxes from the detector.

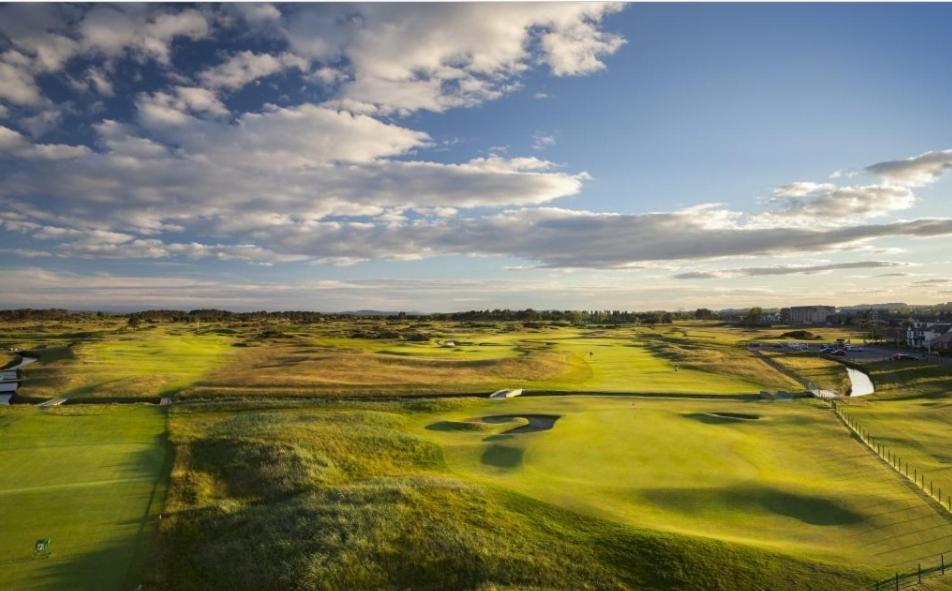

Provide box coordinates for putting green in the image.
[412,396,952,571]
[0,406,168,591]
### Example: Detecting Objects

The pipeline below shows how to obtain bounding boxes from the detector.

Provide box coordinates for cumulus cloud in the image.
[865,149,952,187]
[280,3,625,114]
[0,104,585,240]
[0,124,90,159]
[199,50,308,90]
[2,4,952,279]
[0,4,212,108]
[759,183,916,226]
[136,86,228,126]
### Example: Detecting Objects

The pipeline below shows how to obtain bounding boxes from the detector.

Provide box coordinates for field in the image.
[840,358,952,527]
[760,350,851,394]
[413,396,952,569]
[3,317,950,590]
[13,326,234,399]
[146,398,876,591]
[0,405,168,591]
[2,319,806,400]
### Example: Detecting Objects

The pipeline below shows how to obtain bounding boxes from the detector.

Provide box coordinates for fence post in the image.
[895,572,899,591]
[918,563,921,584]
[941,553,945,575]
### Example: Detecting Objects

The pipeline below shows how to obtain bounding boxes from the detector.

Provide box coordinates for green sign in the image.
[34,537,51,556]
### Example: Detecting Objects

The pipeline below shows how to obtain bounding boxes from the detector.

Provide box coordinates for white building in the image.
[906,322,951,349]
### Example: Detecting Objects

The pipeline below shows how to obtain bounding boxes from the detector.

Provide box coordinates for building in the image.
[906,322,952,349]
[788,306,836,325]
[929,329,952,352]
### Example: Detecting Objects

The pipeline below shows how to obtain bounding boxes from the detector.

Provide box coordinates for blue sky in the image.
[1,3,951,311]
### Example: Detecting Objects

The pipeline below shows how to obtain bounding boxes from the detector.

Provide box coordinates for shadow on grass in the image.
[481,445,524,468]
[684,412,762,425]
[642,484,866,526]
[425,420,494,433]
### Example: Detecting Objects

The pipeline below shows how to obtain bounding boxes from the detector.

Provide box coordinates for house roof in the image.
[928,329,952,346]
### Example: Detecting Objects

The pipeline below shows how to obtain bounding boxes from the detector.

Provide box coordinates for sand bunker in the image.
[478,414,560,434]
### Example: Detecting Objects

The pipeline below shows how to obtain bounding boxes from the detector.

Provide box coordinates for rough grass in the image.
[0,405,168,591]
[861,360,952,400]
[762,351,851,394]
[5,320,823,399]
[646,339,801,391]
[20,327,235,399]
[146,401,872,590]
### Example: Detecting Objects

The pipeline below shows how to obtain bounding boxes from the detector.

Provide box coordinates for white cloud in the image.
[673,260,905,280]
[0,58,44,105]
[280,3,625,114]
[0,4,212,108]
[0,104,585,241]
[199,50,308,90]
[136,86,228,127]
[759,184,916,226]
[866,149,952,187]
[532,132,557,151]
[78,5,209,63]
[0,124,91,159]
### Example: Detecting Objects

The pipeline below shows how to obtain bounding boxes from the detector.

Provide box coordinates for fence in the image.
[831,402,952,590]
[874,554,948,590]
[833,401,952,515]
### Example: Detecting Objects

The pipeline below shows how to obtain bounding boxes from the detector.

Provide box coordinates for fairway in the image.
[0,406,168,591]
[190,324,798,397]
[21,327,235,399]
[413,396,952,570]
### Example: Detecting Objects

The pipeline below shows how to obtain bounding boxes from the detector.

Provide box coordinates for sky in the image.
[1,2,952,312]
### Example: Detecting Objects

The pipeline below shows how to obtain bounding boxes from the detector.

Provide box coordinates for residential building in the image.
[788,306,836,325]
[906,322,952,349]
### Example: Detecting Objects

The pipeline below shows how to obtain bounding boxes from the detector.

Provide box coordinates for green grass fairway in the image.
[22,327,234,399]
[524,337,771,393]
[192,325,794,397]
[413,396,952,571]
[845,397,952,512]
[0,406,168,591]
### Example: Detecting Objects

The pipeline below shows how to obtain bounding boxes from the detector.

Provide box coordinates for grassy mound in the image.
[146,402,872,591]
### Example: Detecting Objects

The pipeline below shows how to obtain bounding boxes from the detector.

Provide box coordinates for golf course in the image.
[1,316,950,590]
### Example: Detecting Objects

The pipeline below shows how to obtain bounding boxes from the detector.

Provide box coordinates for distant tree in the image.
[127,316,141,329]
[694,308,715,320]
[744,307,764,326]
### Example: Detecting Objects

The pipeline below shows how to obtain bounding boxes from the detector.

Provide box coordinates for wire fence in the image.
[831,402,952,590]
[833,402,952,515]
[874,554,948,590]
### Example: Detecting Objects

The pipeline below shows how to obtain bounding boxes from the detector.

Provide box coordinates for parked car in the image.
[891,353,919,361]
